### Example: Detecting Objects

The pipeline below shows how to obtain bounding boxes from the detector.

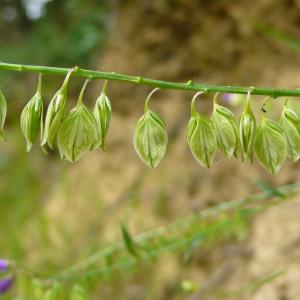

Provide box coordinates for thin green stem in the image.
[37,74,42,95]
[2,62,300,97]
[77,79,90,107]
[144,87,160,111]
[50,182,300,281]
[191,91,205,116]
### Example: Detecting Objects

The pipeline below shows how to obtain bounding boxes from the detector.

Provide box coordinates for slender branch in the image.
[1,61,300,97]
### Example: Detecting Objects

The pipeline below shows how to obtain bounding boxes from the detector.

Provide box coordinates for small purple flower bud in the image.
[0,259,9,272]
[223,93,232,103]
[0,276,13,294]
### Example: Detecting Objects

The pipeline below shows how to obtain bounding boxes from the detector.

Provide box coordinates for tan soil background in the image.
[18,1,300,299]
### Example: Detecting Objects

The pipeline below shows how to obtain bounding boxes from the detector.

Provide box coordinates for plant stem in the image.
[2,62,300,97]
[50,182,300,281]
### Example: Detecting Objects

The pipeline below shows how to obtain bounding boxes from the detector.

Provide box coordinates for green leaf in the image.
[93,81,112,151]
[41,69,73,149]
[239,101,256,162]
[133,109,168,168]
[212,103,238,157]
[0,90,7,142]
[20,75,43,152]
[187,113,217,168]
[57,80,98,162]
[121,222,139,257]
[254,117,287,174]
[280,104,300,161]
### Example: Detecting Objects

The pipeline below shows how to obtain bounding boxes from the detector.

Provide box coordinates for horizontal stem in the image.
[1,61,300,97]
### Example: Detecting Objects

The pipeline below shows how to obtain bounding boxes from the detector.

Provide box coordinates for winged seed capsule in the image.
[0,90,7,142]
[239,90,256,162]
[93,80,112,150]
[187,92,217,168]
[254,117,287,174]
[20,74,43,152]
[280,101,300,162]
[133,88,168,168]
[211,93,238,158]
[41,68,74,149]
[57,80,98,163]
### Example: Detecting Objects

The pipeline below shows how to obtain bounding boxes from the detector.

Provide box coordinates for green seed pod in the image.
[211,93,238,158]
[187,92,217,168]
[93,80,112,150]
[41,68,74,149]
[254,117,287,174]
[133,88,168,168]
[0,90,7,142]
[280,101,300,162]
[239,93,256,162]
[20,74,43,152]
[57,80,98,162]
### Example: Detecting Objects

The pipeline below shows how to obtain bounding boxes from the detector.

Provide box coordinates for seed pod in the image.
[254,117,287,174]
[211,93,238,158]
[20,75,43,152]
[93,80,112,150]
[239,93,256,162]
[0,90,7,142]
[41,68,74,149]
[187,92,217,168]
[133,88,168,168]
[57,80,98,162]
[280,102,300,162]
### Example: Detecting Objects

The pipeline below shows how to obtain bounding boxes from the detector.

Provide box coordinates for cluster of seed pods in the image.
[0,75,300,174]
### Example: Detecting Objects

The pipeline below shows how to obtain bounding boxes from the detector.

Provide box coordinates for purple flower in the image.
[0,259,9,272]
[223,93,233,102]
[0,276,13,294]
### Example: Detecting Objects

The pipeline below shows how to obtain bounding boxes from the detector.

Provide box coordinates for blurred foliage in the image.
[0,0,109,66]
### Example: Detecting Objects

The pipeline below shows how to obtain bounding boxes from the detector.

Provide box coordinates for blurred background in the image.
[1,0,300,299]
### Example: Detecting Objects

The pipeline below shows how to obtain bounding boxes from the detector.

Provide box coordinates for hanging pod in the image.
[93,80,112,150]
[211,93,238,158]
[57,80,98,163]
[0,90,6,142]
[239,89,256,162]
[20,74,43,152]
[254,117,287,174]
[280,100,300,162]
[187,92,217,168]
[133,88,168,168]
[41,68,74,149]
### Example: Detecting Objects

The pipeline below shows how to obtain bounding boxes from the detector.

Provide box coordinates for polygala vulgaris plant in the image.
[187,92,217,168]
[57,79,98,162]
[0,89,7,142]
[239,89,256,162]
[133,88,168,168]
[280,100,300,162]
[211,93,238,158]
[20,74,43,152]
[93,80,112,151]
[1,61,300,173]
[41,68,74,150]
